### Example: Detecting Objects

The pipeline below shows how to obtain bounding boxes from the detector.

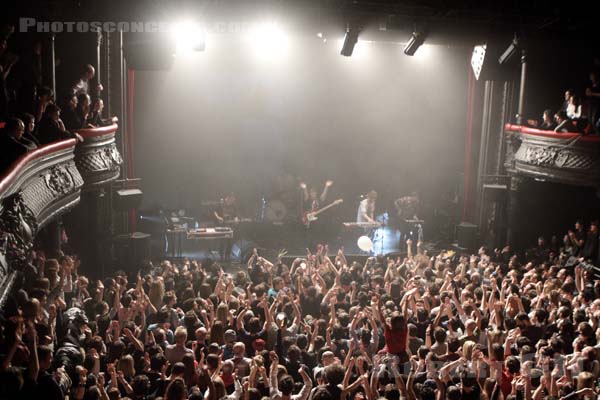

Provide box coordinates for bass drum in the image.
[264,200,287,223]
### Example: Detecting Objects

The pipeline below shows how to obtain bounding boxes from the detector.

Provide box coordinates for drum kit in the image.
[262,199,288,224]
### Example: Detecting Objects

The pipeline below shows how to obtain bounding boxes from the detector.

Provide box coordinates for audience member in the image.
[0,117,28,170]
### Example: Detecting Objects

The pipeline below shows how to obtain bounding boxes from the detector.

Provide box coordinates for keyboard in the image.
[187,227,233,240]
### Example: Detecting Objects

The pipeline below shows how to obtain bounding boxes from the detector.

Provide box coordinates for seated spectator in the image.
[88,98,118,127]
[76,93,92,128]
[562,88,573,112]
[34,86,54,122]
[527,109,556,130]
[567,94,583,119]
[0,117,29,172]
[16,112,39,149]
[37,103,81,145]
[60,94,83,131]
[554,110,577,133]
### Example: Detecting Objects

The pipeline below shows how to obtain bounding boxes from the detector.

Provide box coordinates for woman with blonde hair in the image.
[148,277,165,309]
[210,320,225,346]
[216,302,229,326]
[117,354,135,379]
[462,340,477,361]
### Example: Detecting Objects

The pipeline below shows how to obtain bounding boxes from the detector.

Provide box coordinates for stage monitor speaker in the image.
[113,188,143,211]
[124,32,175,70]
[113,232,151,271]
[456,222,478,250]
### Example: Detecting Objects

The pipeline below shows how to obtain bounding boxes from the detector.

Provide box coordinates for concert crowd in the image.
[0,217,599,400]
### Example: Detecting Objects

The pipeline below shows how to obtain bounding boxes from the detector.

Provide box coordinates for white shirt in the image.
[356,199,374,223]
[566,103,582,119]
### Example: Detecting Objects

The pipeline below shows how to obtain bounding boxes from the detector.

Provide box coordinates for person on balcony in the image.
[554,110,576,133]
[527,109,555,130]
[75,93,93,129]
[87,98,118,127]
[37,103,82,145]
[567,94,583,120]
[34,86,54,123]
[16,112,38,150]
[585,71,600,133]
[60,93,89,131]
[71,64,103,97]
[562,89,571,110]
[0,117,29,172]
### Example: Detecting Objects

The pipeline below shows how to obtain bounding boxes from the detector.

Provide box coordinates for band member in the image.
[300,180,333,214]
[394,191,422,244]
[357,190,377,223]
[394,191,420,221]
[214,193,239,224]
[214,193,238,261]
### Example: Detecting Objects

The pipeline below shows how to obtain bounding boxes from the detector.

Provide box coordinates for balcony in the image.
[0,139,83,301]
[0,123,123,305]
[74,123,123,189]
[505,124,600,190]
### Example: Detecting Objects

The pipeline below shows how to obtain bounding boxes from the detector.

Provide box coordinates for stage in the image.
[153,221,441,267]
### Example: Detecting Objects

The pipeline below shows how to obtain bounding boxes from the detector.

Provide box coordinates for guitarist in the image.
[299,180,334,217]
[300,180,333,246]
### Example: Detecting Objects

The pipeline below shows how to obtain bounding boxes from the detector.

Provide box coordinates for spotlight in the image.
[498,35,519,65]
[250,22,289,57]
[340,25,360,57]
[471,44,487,80]
[404,31,426,56]
[172,21,206,53]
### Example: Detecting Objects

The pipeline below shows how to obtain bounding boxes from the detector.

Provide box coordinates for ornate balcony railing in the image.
[0,139,83,303]
[505,124,600,190]
[74,123,123,188]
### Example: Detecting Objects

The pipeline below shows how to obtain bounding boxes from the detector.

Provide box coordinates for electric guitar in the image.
[302,198,343,227]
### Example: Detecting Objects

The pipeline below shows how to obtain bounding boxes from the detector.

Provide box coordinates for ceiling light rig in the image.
[498,34,519,65]
[404,29,426,56]
[340,23,361,57]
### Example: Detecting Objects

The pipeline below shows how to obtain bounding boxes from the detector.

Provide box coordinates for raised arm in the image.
[320,180,333,202]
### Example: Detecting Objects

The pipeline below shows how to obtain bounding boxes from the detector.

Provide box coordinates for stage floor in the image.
[158,223,440,266]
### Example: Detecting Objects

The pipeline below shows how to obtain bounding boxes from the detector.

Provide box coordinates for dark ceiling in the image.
[4,0,598,48]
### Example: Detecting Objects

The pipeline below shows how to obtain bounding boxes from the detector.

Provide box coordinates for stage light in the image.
[250,22,289,58]
[172,21,206,53]
[404,31,426,56]
[471,44,487,80]
[498,35,519,65]
[340,25,360,57]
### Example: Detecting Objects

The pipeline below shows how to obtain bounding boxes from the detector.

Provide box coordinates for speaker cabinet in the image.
[113,188,143,211]
[456,222,478,250]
